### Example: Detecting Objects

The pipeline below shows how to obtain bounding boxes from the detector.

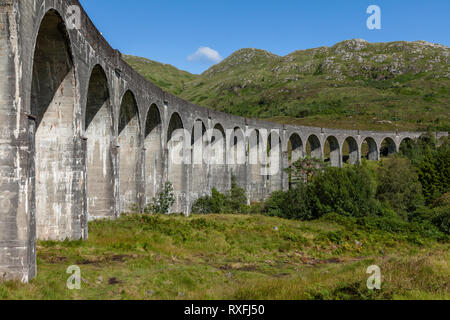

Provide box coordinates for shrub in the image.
[376,157,424,218]
[191,188,228,214]
[144,182,175,214]
[309,165,379,218]
[265,184,316,220]
[401,135,449,205]
[416,143,450,205]
[191,176,248,214]
[265,165,381,220]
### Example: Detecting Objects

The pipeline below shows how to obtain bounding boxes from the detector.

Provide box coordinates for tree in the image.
[145,182,175,214]
[376,157,424,218]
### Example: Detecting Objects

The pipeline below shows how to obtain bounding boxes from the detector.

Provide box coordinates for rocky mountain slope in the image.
[124,40,450,131]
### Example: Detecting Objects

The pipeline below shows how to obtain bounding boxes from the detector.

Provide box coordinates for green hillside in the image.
[124,40,450,131]
[123,55,198,96]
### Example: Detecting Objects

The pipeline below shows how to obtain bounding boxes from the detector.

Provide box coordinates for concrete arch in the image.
[31,9,83,241]
[248,128,265,201]
[191,119,209,199]
[118,90,141,213]
[342,136,359,165]
[144,104,163,203]
[287,133,304,189]
[324,135,341,167]
[306,134,323,159]
[209,123,228,193]
[85,64,115,220]
[167,112,187,212]
[267,131,283,192]
[361,137,379,161]
[288,133,304,164]
[380,137,397,158]
[229,127,247,188]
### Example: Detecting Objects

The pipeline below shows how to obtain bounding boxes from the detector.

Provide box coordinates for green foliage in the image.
[400,135,450,205]
[310,166,379,218]
[191,188,228,214]
[416,142,450,205]
[191,176,248,214]
[145,182,175,214]
[411,205,450,236]
[286,156,328,185]
[265,185,315,220]
[266,165,381,220]
[375,157,424,217]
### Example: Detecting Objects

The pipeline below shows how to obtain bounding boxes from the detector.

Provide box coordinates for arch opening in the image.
[324,136,340,167]
[267,131,282,193]
[362,137,378,161]
[85,65,114,220]
[144,104,163,203]
[399,138,413,156]
[306,135,322,159]
[229,127,246,189]
[248,129,265,201]
[380,137,397,158]
[287,133,303,189]
[31,10,79,240]
[342,137,359,165]
[118,90,140,213]
[210,124,228,193]
[191,120,209,199]
[167,113,186,212]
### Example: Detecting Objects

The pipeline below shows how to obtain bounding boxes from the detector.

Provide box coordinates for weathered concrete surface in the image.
[0,0,447,282]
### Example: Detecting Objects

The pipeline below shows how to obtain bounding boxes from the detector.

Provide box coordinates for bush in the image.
[400,135,449,205]
[309,165,380,218]
[416,143,450,205]
[410,203,450,235]
[191,188,228,214]
[191,176,248,214]
[376,157,424,218]
[144,182,175,214]
[265,165,382,220]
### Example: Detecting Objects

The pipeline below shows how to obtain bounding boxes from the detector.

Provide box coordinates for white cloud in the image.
[187,47,223,64]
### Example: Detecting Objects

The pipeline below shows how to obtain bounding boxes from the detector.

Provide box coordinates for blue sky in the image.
[79,0,450,74]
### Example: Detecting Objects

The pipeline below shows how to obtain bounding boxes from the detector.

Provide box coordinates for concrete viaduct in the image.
[0,0,447,282]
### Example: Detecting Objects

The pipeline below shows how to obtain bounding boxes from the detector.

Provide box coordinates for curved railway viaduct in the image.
[0,0,447,282]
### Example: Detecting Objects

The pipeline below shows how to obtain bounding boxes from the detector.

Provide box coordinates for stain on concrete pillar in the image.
[85,65,114,220]
[118,90,140,213]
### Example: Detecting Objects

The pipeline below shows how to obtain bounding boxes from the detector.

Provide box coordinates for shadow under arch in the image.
[118,90,141,213]
[267,130,282,193]
[324,135,340,167]
[229,127,246,188]
[380,137,397,158]
[306,134,322,159]
[361,137,378,161]
[248,128,265,201]
[144,104,163,203]
[31,9,81,240]
[85,64,115,220]
[167,112,187,212]
[342,136,359,165]
[209,123,228,193]
[191,119,208,199]
[287,133,303,189]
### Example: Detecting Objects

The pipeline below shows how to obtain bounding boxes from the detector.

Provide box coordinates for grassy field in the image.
[1,213,448,300]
